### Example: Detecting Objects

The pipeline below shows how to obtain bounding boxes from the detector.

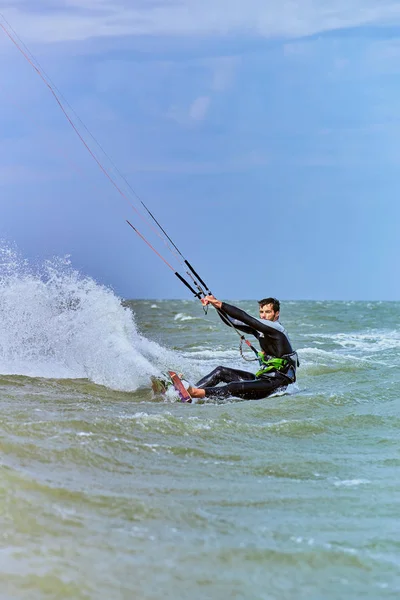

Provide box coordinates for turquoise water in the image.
[0,253,399,599]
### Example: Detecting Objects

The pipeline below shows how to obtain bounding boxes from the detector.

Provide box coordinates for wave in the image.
[302,330,400,353]
[174,312,202,322]
[0,244,176,392]
[298,347,376,374]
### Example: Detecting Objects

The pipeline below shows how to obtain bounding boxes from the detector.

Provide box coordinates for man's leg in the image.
[195,365,255,388]
[189,373,288,400]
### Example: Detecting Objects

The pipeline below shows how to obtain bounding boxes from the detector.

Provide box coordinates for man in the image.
[187,295,298,401]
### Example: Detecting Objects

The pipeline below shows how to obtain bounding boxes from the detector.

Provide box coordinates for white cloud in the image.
[211,56,239,92]
[165,95,211,125]
[126,151,270,174]
[0,164,64,184]
[189,96,210,121]
[1,0,400,44]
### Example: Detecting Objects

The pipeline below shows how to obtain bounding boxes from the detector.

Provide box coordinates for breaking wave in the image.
[0,244,175,391]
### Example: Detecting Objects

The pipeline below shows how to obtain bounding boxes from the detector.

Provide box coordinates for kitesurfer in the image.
[187,296,298,401]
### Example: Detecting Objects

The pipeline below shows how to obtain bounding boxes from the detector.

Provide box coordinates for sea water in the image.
[0,246,399,599]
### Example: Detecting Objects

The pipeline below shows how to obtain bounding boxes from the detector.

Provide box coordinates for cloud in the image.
[211,56,238,92]
[0,164,64,184]
[188,95,210,121]
[166,96,210,125]
[2,0,400,44]
[125,151,270,174]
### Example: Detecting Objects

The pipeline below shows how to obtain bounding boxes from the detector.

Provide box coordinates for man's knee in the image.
[211,366,225,376]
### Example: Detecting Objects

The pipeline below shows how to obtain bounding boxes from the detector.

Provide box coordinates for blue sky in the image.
[0,0,400,301]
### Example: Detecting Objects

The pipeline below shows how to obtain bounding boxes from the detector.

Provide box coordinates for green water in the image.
[0,300,399,599]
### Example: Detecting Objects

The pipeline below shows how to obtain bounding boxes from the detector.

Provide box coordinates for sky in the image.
[0,0,400,301]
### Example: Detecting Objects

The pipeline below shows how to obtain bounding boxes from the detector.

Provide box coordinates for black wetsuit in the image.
[195,302,298,401]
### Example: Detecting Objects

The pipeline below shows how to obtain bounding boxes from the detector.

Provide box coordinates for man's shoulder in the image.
[262,319,286,333]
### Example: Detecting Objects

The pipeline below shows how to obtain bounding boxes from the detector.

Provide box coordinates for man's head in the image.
[258,297,280,321]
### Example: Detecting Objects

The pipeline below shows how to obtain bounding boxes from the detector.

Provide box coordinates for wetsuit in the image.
[195,302,298,401]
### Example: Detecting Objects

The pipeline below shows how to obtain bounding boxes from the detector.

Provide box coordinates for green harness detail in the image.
[255,353,290,378]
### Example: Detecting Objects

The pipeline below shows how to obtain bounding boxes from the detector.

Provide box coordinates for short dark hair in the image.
[258,297,280,312]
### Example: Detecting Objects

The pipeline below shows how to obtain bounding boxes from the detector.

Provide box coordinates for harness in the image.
[238,329,299,383]
[255,352,299,383]
[255,353,290,378]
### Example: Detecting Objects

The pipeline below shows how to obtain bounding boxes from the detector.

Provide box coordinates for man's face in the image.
[259,303,279,322]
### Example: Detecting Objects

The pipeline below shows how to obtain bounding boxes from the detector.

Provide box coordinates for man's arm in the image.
[220,302,283,338]
[216,307,255,334]
[203,295,258,336]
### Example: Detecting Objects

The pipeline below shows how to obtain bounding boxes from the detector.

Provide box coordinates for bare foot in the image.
[187,386,206,399]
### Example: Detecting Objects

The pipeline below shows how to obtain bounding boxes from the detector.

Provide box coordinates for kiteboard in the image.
[168,371,192,403]
[151,371,192,403]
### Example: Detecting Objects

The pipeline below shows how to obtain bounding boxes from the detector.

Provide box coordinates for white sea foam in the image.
[303,330,400,353]
[0,244,175,392]
[182,349,239,359]
[174,312,198,322]
[298,347,373,369]
[333,479,371,487]
[0,244,263,394]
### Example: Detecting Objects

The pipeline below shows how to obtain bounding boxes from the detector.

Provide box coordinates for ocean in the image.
[0,249,399,599]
